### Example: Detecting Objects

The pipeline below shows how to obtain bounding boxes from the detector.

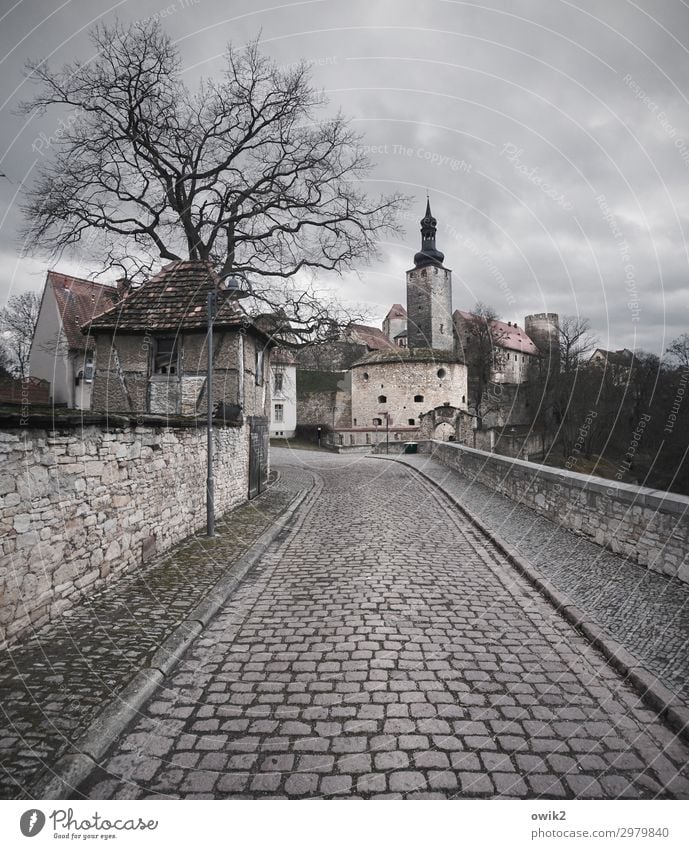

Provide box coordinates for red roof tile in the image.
[453,310,540,356]
[47,272,119,352]
[385,303,407,320]
[85,261,245,334]
[349,324,397,351]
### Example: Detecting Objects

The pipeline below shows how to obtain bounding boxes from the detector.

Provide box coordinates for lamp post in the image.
[206,276,249,537]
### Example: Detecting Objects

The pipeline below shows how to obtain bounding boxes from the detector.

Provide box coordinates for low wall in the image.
[0,418,249,645]
[426,440,689,583]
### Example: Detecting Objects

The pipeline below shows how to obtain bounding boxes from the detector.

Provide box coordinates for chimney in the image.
[116,277,132,299]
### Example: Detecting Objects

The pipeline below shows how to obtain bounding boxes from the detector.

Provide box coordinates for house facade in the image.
[29,271,119,409]
[84,261,273,421]
[270,348,297,438]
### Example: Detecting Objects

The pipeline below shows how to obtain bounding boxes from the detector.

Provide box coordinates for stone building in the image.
[29,271,119,409]
[84,261,273,420]
[453,310,541,385]
[270,348,297,438]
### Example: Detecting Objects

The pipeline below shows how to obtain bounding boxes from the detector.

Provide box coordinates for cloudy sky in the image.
[1,0,689,354]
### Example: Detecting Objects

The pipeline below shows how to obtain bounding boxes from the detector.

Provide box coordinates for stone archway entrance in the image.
[433,421,455,441]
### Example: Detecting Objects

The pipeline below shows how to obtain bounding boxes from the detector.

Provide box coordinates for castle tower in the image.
[406,199,453,352]
[525,312,560,375]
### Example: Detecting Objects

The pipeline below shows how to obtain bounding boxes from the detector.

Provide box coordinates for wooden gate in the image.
[248,416,269,499]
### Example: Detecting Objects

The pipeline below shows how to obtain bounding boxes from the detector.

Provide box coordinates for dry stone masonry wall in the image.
[0,421,249,645]
[427,440,689,583]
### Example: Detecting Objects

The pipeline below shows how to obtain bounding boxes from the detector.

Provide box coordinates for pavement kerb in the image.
[371,454,689,746]
[30,481,312,800]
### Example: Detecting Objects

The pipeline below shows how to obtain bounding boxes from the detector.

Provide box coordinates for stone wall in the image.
[351,358,468,429]
[406,264,454,352]
[296,370,351,428]
[426,440,689,582]
[0,419,249,646]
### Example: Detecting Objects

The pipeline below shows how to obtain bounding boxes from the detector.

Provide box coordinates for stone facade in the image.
[0,420,249,646]
[91,330,268,419]
[406,264,454,352]
[351,353,468,429]
[297,370,352,430]
[426,440,689,583]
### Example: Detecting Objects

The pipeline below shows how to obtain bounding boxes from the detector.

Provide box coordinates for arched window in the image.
[378,395,387,403]
[363,372,369,380]
[373,417,382,425]
[437,368,446,378]
[414,394,424,403]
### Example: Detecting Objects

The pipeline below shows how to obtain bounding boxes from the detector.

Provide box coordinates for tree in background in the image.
[462,302,508,428]
[666,333,689,370]
[20,21,405,345]
[0,291,40,379]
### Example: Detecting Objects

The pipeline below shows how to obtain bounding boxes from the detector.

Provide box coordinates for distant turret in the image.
[525,313,560,375]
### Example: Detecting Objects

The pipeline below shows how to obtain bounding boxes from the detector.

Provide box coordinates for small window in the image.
[363,372,369,380]
[414,394,424,403]
[255,348,264,386]
[408,418,415,425]
[274,370,284,392]
[437,368,446,378]
[154,337,179,375]
[373,417,382,425]
[378,395,387,403]
[462,395,466,404]
[274,403,284,423]
[83,356,94,383]
[353,418,357,426]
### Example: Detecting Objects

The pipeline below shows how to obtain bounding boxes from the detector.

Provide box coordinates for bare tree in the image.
[20,21,405,345]
[463,302,508,427]
[558,315,598,373]
[666,333,689,370]
[0,291,41,379]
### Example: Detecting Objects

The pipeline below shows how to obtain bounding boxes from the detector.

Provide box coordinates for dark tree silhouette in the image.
[20,21,405,344]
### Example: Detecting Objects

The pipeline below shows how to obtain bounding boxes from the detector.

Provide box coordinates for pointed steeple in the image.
[414,197,445,267]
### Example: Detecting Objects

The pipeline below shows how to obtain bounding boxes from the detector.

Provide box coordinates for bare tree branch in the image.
[20,21,407,343]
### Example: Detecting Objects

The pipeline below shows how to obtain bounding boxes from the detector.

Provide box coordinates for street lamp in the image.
[206,275,249,537]
[378,411,392,454]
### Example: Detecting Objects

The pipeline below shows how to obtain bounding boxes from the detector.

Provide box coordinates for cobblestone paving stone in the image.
[0,467,309,799]
[392,454,689,705]
[79,450,689,800]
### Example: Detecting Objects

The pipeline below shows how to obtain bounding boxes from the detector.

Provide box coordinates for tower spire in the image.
[414,196,444,268]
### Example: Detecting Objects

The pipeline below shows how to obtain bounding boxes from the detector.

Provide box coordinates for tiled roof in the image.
[453,310,540,356]
[385,303,407,320]
[85,261,245,334]
[349,324,397,351]
[47,272,119,352]
[590,348,634,367]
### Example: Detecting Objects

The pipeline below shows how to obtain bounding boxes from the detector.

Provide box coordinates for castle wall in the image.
[426,440,689,583]
[351,359,468,428]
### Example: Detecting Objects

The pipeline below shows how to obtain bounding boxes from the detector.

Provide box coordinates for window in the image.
[378,395,387,403]
[462,395,466,404]
[414,394,424,403]
[437,368,446,378]
[363,372,369,381]
[408,418,415,425]
[274,403,284,423]
[154,337,179,375]
[353,418,357,426]
[373,417,382,425]
[274,370,284,392]
[255,348,264,386]
[83,356,94,383]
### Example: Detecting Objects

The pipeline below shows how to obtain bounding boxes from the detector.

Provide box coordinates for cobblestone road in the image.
[393,453,689,705]
[80,450,689,800]
[0,467,308,799]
